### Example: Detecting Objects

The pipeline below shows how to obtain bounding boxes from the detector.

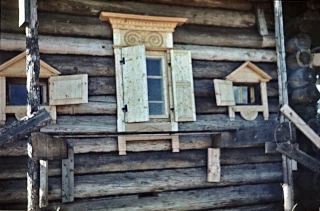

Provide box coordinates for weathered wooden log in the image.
[286,50,313,71]
[0,124,279,156]
[3,0,257,28]
[286,33,312,53]
[0,147,281,179]
[290,84,320,104]
[287,67,316,89]
[0,202,284,211]
[0,109,51,146]
[0,163,282,203]
[0,33,277,62]
[2,10,276,49]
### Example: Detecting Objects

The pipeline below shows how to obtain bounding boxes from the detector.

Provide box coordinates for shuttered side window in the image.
[213,79,235,106]
[170,50,196,122]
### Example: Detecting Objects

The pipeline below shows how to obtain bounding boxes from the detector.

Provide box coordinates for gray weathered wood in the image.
[62,141,74,202]
[2,10,276,49]
[290,84,320,104]
[286,50,312,71]
[0,163,282,203]
[256,6,269,36]
[277,142,320,174]
[39,160,48,208]
[0,109,51,147]
[286,33,311,53]
[31,133,68,160]
[0,147,281,179]
[288,67,316,89]
[42,183,282,211]
[0,33,277,62]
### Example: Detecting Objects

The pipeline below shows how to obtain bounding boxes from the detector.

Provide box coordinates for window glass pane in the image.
[9,84,27,105]
[233,86,248,104]
[146,58,162,76]
[147,78,163,101]
[149,103,164,115]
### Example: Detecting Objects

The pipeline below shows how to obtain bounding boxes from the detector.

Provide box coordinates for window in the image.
[146,52,168,118]
[233,84,261,105]
[6,78,48,105]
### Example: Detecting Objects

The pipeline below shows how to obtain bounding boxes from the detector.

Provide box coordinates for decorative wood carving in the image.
[214,61,271,121]
[100,12,187,48]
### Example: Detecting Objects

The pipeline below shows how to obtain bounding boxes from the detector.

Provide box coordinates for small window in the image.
[146,52,168,118]
[233,84,261,105]
[6,78,48,105]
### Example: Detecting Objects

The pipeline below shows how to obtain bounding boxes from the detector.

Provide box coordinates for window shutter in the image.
[213,79,235,106]
[170,50,196,122]
[121,45,149,123]
[49,74,88,106]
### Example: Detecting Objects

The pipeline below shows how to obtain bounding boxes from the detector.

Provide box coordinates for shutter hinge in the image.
[122,105,128,112]
[120,57,125,64]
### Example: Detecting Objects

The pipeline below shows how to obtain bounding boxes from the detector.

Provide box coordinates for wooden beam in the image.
[276,142,320,174]
[31,133,68,160]
[312,53,320,66]
[39,160,48,208]
[256,6,269,36]
[0,33,277,62]
[62,141,74,203]
[0,108,52,147]
[18,0,29,27]
[207,148,221,182]
[281,104,320,149]
[274,0,294,210]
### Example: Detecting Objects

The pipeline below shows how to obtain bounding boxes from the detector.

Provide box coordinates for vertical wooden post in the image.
[274,0,294,210]
[0,77,6,124]
[62,141,74,203]
[39,160,48,208]
[24,0,40,210]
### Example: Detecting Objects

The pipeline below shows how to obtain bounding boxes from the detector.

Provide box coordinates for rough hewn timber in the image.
[287,67,316,89]
[1,10,276,49]
[286,50,312,71]
[286,33,312,53]
[0,109,51,146]
[0,163,282,203]
[0,148,281,179]
[2,0,257,28]
[0,125,279,156]
[290,84,320,104]
[0,33,277,62]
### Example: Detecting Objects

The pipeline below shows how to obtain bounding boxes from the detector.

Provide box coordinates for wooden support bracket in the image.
[118,135,180,155]
[62,141,74,203]
[207,148,221,182]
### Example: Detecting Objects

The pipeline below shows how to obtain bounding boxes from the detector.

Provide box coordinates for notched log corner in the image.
[0,108,52,146]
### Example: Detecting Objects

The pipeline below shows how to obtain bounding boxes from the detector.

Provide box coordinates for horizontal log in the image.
[286,50,313,71]
[291,103,318,122]
[288,67,316,89]
[0,147,281,179]
[0,123,279,157]
[0,202,284,211]
[286,33,311,53]
[2,0,257,28]
[0,33,277,62]
[290,84,320,104]
[2,10,275,49]
[0,109,52,146]
[0,163,282,203]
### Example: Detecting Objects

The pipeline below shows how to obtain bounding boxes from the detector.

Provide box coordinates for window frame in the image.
[146,51,170,119]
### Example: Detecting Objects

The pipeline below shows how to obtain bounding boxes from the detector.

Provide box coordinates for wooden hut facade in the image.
[0,0,319,210]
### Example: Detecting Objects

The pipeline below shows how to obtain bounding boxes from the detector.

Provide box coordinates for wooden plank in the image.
[43,184,282,211]
[62,141,74,203]
[280,104,320,149]
[276,142,320,174]
[170,50,196,122]
[213,79,235,106]
[0,109,52,146]
[39,160,48,208]
[0,163,282,203]
[18,0,29,27]
[256,6,269,36]
[207,148,221,182]
[31,133,68,160]
[49,74,88,106]
[121,45,149,123]
[312,53,320,66]
[0,77,6,124]
[0,33,277,62]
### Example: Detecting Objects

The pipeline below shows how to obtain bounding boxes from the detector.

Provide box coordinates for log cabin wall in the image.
[0,0,284,210]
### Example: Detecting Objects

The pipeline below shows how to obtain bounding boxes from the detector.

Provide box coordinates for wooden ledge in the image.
[99,12,187,26]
